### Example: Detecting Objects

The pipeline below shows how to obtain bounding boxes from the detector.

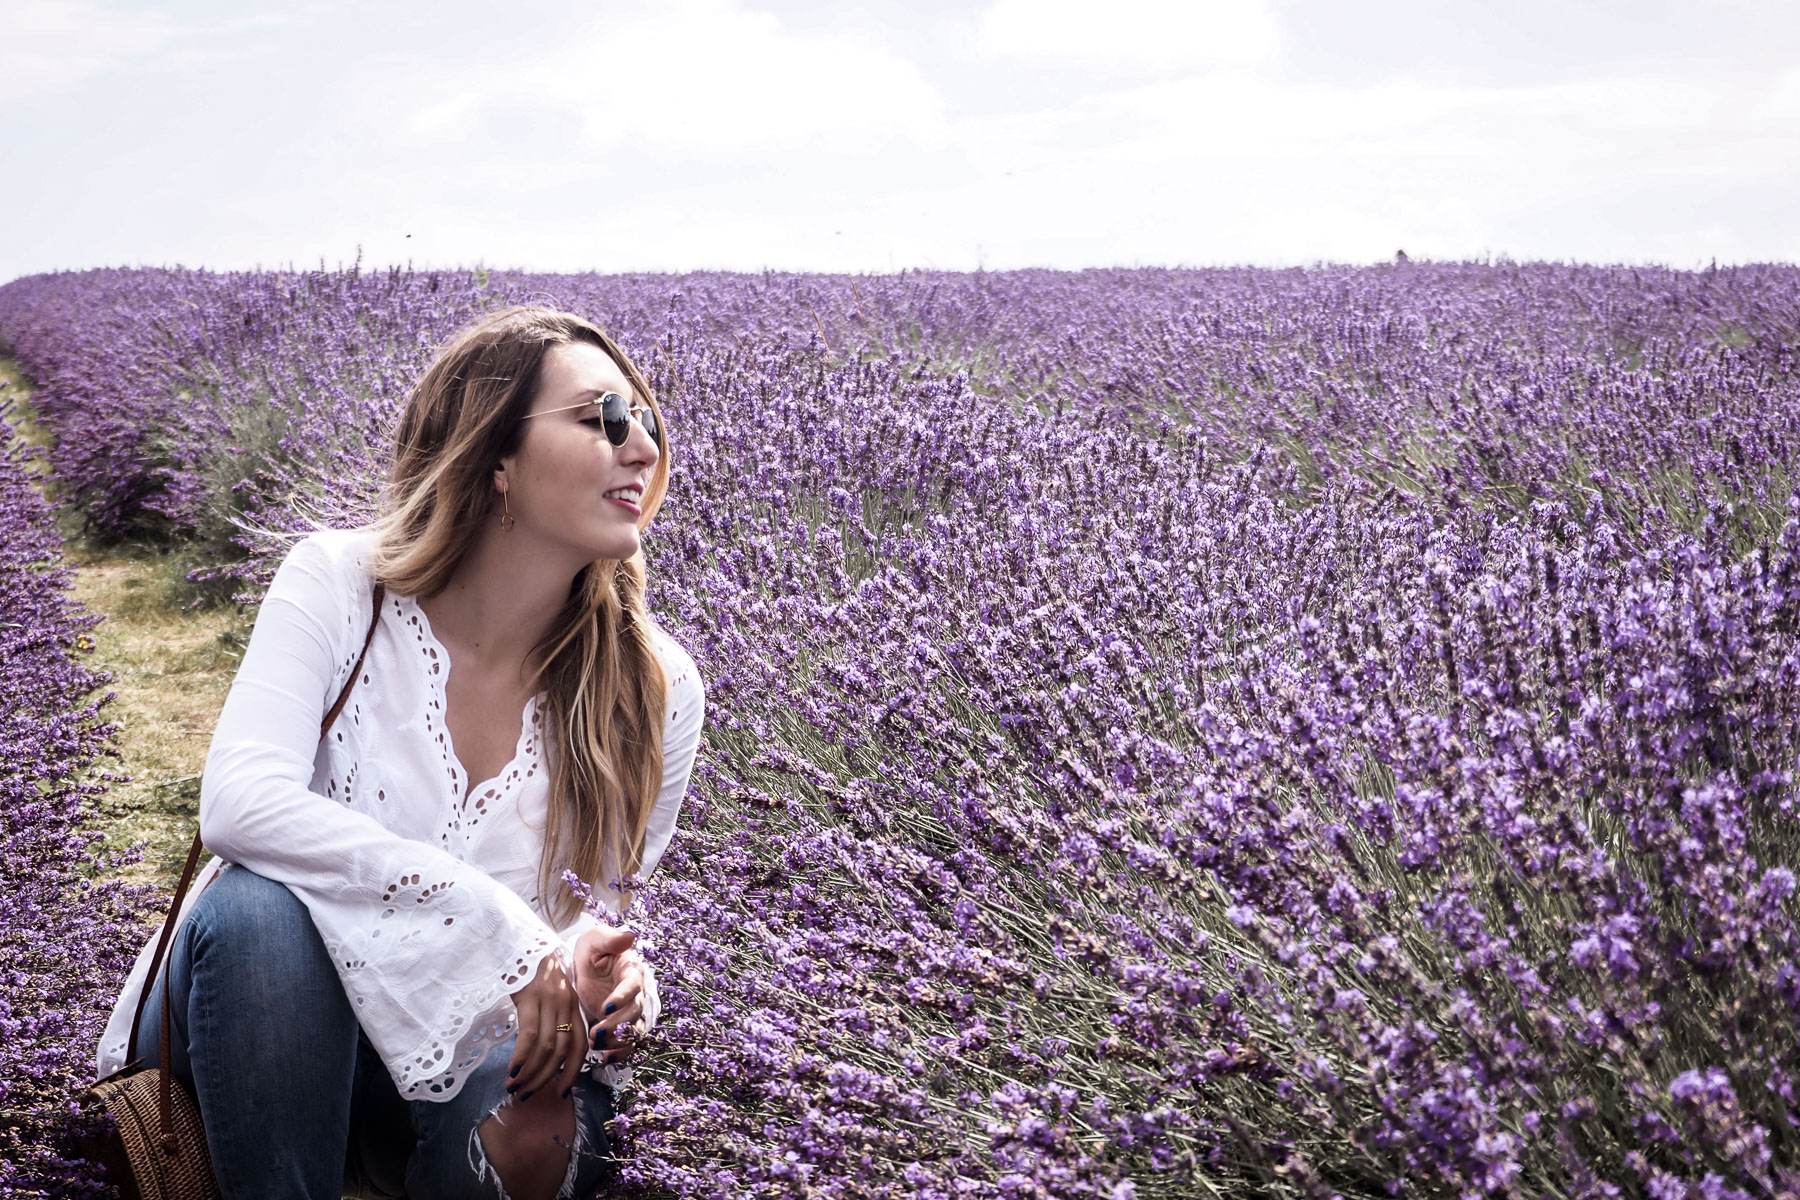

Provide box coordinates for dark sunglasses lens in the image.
[600,393,631,447]
[599,392,661,448]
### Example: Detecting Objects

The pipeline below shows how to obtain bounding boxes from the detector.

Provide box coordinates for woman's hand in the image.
[507,952,581,1101]
[571,926,644,1065]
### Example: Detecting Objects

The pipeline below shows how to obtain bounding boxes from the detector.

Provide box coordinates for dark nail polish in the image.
[520,1091,533,1102]
[561,1086,572,1099]
[506,1084,518,1094]
[509,1065,520,1079]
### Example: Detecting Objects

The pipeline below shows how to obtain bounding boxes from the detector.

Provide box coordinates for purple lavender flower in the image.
[6,261,1800,1196]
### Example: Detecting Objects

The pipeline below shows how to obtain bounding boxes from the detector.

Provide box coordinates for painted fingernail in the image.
[604,1004,617,1014]
[506,1084,518,1094]
[561,1086,573,1099]
[509,1065,520,1079]
[520,1091,533,1102]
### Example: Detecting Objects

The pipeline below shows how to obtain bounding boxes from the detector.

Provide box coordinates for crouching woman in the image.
[93,306,705,1200]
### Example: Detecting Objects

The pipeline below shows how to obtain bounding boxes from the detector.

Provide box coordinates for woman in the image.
[93,306,706,1200]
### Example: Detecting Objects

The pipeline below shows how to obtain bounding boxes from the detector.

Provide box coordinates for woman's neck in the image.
[417,526,586,683]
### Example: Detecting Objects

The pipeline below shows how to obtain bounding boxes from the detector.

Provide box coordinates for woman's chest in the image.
[441,662,538,793]
[312,596,554,886]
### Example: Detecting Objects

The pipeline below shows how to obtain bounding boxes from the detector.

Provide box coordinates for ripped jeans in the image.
[137,863,617,1199]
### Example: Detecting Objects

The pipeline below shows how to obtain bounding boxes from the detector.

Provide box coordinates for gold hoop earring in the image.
[500,489,516,532]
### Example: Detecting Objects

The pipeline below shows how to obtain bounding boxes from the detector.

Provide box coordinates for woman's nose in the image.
[619,414,660,467]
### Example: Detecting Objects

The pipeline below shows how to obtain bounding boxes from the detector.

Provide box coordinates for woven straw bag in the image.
[78,585,385,1199]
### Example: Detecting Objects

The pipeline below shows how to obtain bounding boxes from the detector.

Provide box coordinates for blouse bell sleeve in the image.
[199,533,565,1103]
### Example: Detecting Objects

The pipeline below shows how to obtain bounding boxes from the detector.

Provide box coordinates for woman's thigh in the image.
[139,863,365,1199]
[404,1036,616,1200]
[139,862,354,1081]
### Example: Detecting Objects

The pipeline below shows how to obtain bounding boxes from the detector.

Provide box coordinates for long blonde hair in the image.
[363,306,670,925]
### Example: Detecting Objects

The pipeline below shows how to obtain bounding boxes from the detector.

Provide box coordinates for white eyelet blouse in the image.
[93,529,706,1103]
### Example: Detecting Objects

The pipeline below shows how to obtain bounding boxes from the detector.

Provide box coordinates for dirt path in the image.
[4,359,250,892]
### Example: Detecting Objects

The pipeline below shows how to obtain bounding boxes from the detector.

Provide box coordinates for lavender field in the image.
[4,262,1800,1198]
[0,385,161,1196]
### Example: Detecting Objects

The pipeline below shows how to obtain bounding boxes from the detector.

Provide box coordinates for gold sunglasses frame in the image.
[521,391,663,445]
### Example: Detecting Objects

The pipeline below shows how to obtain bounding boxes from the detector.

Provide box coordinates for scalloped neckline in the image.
[394,592,543,800]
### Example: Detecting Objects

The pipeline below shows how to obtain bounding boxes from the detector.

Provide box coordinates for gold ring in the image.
[555,1023,573,1032]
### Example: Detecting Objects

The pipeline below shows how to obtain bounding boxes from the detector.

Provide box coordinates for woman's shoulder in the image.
[282,526,379,570]
[265,528,381,629]
[269,527,379,586]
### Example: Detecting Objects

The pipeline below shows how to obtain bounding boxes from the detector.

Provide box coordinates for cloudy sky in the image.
[4,0,1797,281]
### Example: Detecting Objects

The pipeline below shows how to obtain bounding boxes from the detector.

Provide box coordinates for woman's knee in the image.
[408,1091,579,1200]
[183,865,338,993]
[188,865,311,942]
[473,1093,577,1200]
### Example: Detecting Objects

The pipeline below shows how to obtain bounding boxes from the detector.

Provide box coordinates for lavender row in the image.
[594,342,1800,1196]
[5,265,1797,563]
[4,265,1800,1195]
[0,392,158,1197]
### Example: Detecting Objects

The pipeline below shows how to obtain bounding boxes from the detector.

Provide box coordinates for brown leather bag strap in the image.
[321,583,387,735]
[126,582,388,1088]
[155,837,205,1150]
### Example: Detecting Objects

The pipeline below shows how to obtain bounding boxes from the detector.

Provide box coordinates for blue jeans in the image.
[137,864,617,1199]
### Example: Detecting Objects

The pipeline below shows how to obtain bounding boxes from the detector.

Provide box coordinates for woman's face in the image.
[498,340,660,563]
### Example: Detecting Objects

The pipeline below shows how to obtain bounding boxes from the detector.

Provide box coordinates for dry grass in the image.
[4,357,254,892]
[69,546,251,891]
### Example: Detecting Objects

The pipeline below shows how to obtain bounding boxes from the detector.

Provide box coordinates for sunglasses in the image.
[523,392,662,448]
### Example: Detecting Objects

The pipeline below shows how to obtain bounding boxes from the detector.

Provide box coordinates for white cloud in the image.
[1766,67,1800,117]
[1072,72,1726,160]
[977,0,1278,70]
[395,0,944,156]
[0,0,184,101]
[3,0,1796,279]
[0,2,303,102]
